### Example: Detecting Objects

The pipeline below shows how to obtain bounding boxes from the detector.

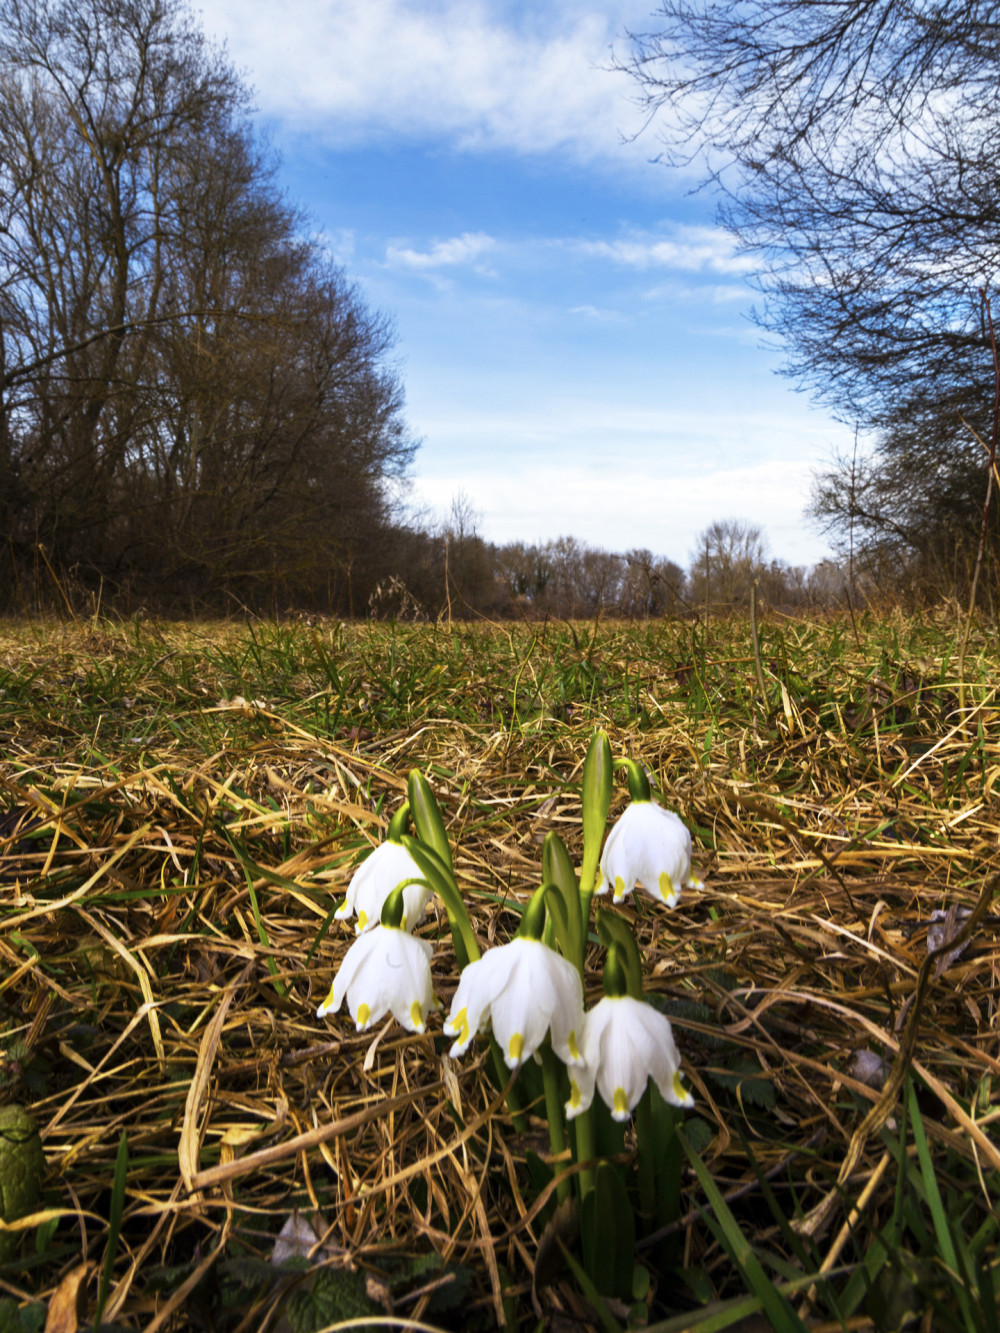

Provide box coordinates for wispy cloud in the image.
[572,226,756,275]
[569,303,628,323]
[385,232,497,270]
[643,281,751,304]
[198,0,651,164]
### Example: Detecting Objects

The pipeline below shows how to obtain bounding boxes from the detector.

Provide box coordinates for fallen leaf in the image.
[44,1261,92,1333]
[928,905,973,977]
[271,1209,344,1266]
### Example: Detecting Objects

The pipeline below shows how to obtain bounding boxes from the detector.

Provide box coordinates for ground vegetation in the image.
[0,611,997,1328]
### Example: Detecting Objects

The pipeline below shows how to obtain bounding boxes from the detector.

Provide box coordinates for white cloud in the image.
[642,281,751,304]
[568,303,628,323]
[572,226,756,275]
[385,232,497,270]
[404,398,849,567]
[197,0,654,164]
[411,454,833,568]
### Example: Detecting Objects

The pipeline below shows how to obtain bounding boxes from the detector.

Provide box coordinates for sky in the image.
[195,0,852,571]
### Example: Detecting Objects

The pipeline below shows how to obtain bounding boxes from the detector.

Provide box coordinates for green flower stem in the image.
[619,757,651,803]
[572,1106,596,1198]
[540,1043,571,1204]
[387,801,411,842]
[634,1087,657,1226]
[400,836,480,968]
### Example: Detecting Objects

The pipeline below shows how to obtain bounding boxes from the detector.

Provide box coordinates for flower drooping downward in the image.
[335,804,431,934]
[566,993,694,1121]
[596,762,703,907]
[316,924,434,1034]
[444,934,586,1070]
[565,945,694,1121]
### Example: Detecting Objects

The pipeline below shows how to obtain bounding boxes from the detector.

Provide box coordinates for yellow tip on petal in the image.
[508,1032,524,1066]
[410,1000,424,1031]
[568,1080,581,1109]
[673,1071,693,1105]
[613,874,626,902]
[316,985,336,1017]
[356,909,368,933]
[658,871,676,904]
[356,1002,371,1029]
[567,1030,580,1061]
[449,1005,469,1045]
[613,1087,630,1117]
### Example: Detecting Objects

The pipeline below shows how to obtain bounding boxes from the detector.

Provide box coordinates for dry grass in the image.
[0,609,998,1329]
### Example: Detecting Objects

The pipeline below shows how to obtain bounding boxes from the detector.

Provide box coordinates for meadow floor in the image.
[0,610,998,1331]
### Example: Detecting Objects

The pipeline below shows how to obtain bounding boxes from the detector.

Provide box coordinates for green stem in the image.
[634,1087,657,1227]
[573,1106,596,1198]
[540,1043,571,1204]
[401,836,480,968]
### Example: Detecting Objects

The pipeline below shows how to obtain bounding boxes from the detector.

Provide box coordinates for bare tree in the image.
[0,0,415,611]
[620,3,1000,594]
[687,519,768,610]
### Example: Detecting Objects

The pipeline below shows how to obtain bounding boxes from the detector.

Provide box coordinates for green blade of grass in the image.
[94,1128,128,1330]
[677,1127,809,1333]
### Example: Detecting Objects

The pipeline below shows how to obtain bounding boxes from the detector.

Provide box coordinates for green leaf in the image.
[407,769,454,874]
[0,1106,44,1263]
[595,912,643,999]
[0,1300,44,1333]
[581,729,612,897]
[542,832,581,963]
[677,1127,808,1333]
[581,1163,635,1302]
[94,1128,128,1330]
[558,1238,624,1333]
[283,1267,381,1333]
[909,1080,976,1329]
[400,835,479,968]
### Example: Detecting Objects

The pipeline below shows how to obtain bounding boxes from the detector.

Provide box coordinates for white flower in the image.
[595,801,703,906]
[443,937,586,1070]
[316,925,434,1033]
[565,994,694,1121]
[335,840,432,934]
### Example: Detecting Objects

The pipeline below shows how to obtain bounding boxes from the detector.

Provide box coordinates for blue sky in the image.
[197,0,851,571]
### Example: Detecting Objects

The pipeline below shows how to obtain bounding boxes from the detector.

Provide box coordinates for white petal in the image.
[319,928,380,1018]
[600,802,694,907]
[579,995,691,1121]
[318,927,434,1034]
[489,948,551,1068]
[444,948,506,1056]
[374,930,435,1032]
[565,1060,596,1119]
[335,842,432,934]
[594,998,656,1119]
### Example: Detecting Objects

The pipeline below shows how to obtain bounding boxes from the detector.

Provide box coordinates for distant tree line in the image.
[362,509,846,622]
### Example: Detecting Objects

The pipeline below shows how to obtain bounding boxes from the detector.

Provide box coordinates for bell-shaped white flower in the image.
[335,840,431,934]
[565,993,694,1122]
[443,937,586,1070]
[316,925,434,1033]
[596,800,703,907]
